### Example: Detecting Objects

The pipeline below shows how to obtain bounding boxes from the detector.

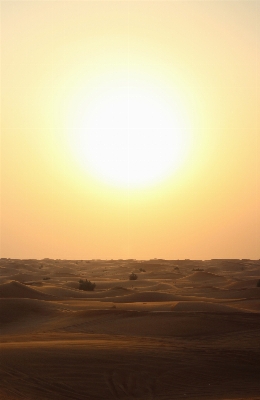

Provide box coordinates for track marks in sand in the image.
[105,370,155,400]
[0,364,88,400]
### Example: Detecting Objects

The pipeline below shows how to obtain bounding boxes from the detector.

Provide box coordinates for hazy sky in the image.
[1,0,259,260]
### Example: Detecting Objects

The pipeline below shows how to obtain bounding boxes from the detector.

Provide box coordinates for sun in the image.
[67,72,190,188]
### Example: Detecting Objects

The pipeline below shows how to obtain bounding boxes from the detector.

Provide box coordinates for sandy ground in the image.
[0,258,260,399]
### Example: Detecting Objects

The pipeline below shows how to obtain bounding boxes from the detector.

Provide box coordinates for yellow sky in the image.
[1,0,259,259]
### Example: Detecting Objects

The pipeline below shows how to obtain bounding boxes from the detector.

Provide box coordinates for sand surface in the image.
[0,258,260,399]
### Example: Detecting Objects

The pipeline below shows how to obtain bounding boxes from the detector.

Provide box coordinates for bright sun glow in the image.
[67,72,191,188]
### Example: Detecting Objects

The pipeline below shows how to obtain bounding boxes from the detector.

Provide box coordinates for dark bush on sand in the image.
[129,273,138,280]
[79,279,96,291]
[257,279,260,287]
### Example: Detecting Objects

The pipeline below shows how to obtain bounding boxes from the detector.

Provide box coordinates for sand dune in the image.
[173,286,260,300]
[7,272,42,283]
[37,285,100,298]
[65,279,128,290]
[83,278,176,290]
[0,258,260,400]
[135,282,175,291]
[0,281,54,300]
[226,287,260,299]
[37,285,134,299]
[171,300,244,313]
[179,271,227,284]
[0,298,61,324]
[225,279,260,289]
[103,290,180,303]
[228,299,260,312]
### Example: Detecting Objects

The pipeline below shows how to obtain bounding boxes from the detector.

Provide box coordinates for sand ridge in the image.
[0,281,55,300]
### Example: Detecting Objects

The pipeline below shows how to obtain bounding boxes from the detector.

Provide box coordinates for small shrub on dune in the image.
[79,279,96,291]
[257,279,260,288]
[129,272,138,281]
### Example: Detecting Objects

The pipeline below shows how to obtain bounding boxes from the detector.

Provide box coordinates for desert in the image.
[2,1,260,399]
[0,258,260,400]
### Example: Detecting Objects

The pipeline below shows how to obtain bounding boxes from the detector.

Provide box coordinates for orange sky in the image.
[1,0,259,260]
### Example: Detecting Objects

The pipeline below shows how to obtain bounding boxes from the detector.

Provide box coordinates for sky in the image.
[1,0,259,260]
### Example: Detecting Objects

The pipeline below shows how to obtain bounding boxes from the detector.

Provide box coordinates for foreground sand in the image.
[1,258,260,399]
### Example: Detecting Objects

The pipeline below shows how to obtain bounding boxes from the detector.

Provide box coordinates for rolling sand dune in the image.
[178,271,227,286]
[225,279,260,289]
[142,282,175,291]
[7,273,42,283]
[171,300,245,312]
[0,298,62,324]
[0,258,260,399]
[174,286,260,300]
[228,299,260,312]
[0,281,54,300]
[37,285,135,299]
[36,285,102,298]
[102,290,180,303]
[81,278,177,290]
